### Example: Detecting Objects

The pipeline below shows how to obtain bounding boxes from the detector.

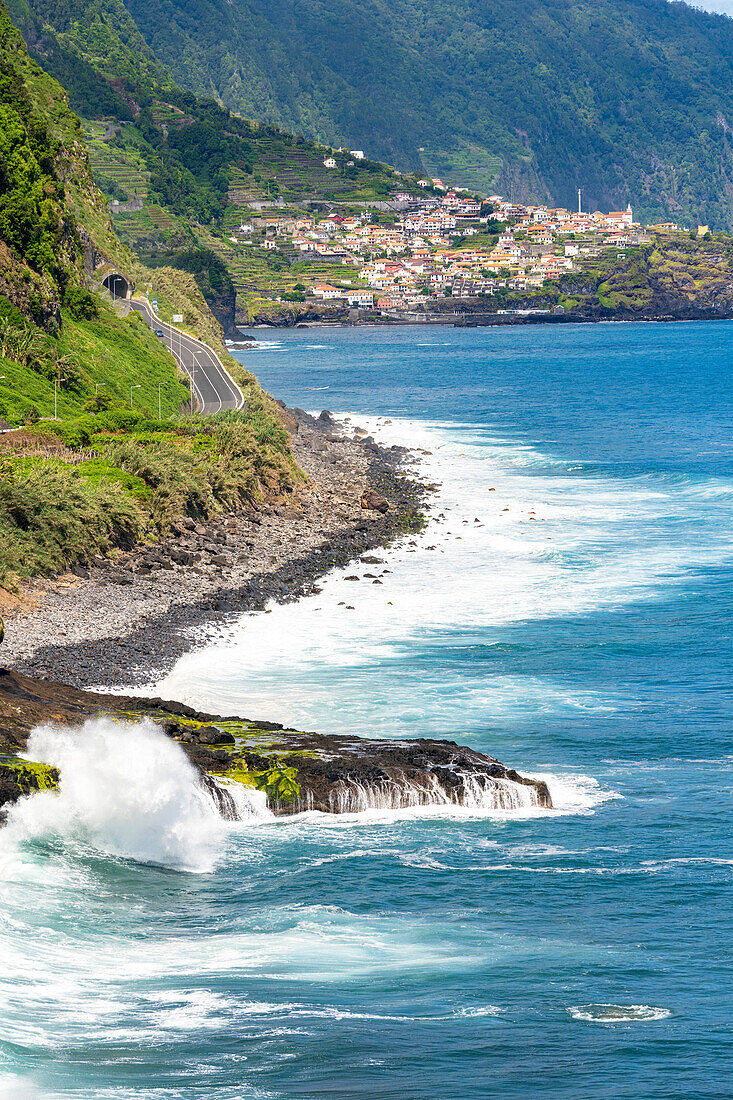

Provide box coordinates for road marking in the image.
[132,300,242,413]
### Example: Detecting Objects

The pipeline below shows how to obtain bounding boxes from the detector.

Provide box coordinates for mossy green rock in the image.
[0,669,552,817]
[0,752,58,810]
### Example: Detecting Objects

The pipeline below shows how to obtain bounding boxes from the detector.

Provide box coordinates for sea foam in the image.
[157,412,733,751]
[567,1004,671,1023]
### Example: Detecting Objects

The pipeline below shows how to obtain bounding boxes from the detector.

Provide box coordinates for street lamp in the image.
[157,381,170,420]
[191,354,198,413]
[54,377,66,420]
[95,382,107,394]
[130,384,141,408]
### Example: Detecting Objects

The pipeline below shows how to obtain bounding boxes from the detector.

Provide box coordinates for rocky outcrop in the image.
[361,488,389,513]
[0,669,551,818]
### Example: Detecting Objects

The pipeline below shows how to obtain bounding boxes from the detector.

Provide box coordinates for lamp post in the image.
[54,377,66,420]
[95,382,106,394]
[130,384,141,409]
[157,381,170,420]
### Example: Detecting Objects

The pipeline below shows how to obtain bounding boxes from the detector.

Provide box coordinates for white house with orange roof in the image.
[312,284,346,300]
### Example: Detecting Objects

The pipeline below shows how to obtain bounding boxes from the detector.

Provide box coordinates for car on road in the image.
[154,329,165,337]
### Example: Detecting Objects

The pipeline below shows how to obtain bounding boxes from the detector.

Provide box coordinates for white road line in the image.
[133,300,234,414]
[148,305,244,411]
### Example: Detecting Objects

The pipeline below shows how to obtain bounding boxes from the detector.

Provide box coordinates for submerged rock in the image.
[0,669,551,818]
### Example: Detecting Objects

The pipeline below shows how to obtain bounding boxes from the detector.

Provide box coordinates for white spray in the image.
[4,717,229,873]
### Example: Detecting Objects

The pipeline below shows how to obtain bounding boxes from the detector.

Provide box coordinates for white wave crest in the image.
[567,1004,671,1023]
[3,718,226,873]
[532,772,621,815]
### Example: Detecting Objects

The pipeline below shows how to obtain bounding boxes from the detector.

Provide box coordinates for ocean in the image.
[1,322,732,1098]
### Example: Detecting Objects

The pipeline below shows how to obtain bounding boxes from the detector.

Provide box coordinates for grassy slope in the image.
[0,304,189,423]
[0,404,301,584]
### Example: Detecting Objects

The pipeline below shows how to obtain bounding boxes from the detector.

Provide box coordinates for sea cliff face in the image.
[0,670,551,818]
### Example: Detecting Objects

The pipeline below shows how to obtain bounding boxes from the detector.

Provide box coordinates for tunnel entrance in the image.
[102,272,131,300]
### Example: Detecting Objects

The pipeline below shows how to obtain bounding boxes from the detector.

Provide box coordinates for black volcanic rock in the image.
[0,669,552,818]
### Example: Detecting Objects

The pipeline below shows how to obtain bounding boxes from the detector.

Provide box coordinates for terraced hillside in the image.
[194,228,369,323]
[83,119,151,202]
[226,138,407,206]
[72,96,422,323]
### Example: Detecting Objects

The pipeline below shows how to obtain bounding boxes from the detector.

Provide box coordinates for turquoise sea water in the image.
[1,322,732,1098]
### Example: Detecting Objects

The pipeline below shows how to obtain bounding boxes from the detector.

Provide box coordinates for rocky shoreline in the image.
[2,408,431,690]
[0,411,557,823]
[239,302,733,330]
[0,669,553,817]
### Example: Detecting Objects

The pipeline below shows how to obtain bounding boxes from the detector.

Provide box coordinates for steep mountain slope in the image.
[15,0,733,227]
[5,0,422,326]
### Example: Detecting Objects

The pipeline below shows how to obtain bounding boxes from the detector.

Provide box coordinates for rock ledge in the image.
[0,670,551,817]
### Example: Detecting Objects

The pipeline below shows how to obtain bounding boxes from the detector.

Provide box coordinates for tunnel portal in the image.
[101,272,131,300]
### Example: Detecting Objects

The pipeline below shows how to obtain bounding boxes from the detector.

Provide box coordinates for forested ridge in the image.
[10,0,733,226]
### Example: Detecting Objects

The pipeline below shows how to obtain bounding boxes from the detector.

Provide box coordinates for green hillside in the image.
[16,0,733,227]
[0,2,300,585]
[0,0,191,418]
[5,13,419,326]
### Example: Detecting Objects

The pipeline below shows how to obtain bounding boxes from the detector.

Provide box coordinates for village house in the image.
[347,290,374,307]
[606,205,634,228]
[319,215,343,232]
[312,284,345,300]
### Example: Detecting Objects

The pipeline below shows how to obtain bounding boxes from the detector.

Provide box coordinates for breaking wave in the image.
[3,718,229,873]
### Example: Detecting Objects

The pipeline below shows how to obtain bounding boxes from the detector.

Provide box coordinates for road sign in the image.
[172,314,183,323]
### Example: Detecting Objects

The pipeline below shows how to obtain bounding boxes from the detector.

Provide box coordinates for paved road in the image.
[132,298,244,415]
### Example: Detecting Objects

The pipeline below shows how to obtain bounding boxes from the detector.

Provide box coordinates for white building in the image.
[313,284,345,300]
[347,290,374,307]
